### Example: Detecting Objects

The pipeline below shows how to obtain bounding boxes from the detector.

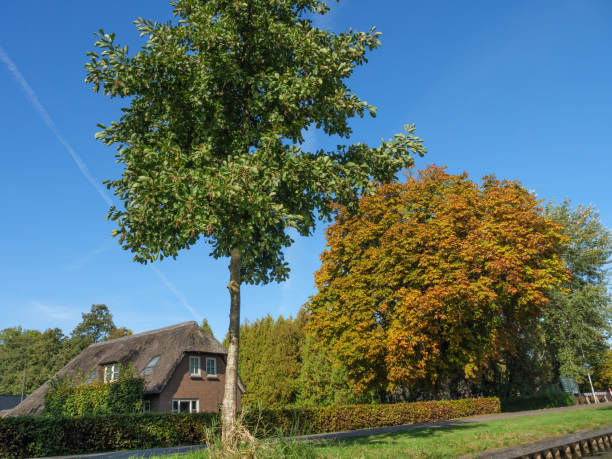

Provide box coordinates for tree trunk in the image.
[222,248,241,440]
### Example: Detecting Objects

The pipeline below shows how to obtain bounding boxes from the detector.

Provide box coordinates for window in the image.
[141,356,160,376]
[206,357,217,376]
[142,400,151,412]
[171,399,199,413]
[189,356,201,376]
[86,370,97,384]
[103,363,120,383]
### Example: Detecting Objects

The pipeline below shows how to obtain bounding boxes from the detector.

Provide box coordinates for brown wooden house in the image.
[7,321,244,416]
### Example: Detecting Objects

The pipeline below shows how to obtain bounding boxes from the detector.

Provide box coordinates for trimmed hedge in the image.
[0,412,218,458]
[501,389,574,412]
[0,397,500,457]
[245,397,501,435]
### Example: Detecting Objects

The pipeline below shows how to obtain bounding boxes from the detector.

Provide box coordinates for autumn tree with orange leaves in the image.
[308,166,569,398]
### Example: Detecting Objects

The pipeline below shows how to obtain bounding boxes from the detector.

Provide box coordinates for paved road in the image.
[44,444,207,459]
[46,401,612,458]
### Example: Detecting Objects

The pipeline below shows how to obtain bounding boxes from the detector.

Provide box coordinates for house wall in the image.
[151,353,242,413]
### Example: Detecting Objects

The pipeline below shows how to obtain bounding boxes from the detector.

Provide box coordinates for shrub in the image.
[501,389,574,412]
[244,397,501,435]
[0,412,219,458]
[0,397,500,457]
[45,366,144,417]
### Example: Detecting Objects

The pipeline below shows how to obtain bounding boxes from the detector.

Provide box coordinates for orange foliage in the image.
[308,166,569,394]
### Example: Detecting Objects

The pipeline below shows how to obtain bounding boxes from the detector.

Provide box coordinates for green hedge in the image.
[501,389,574,412]
[245,397,501,435]
[0,412,218,458]
[0,397,500,457]
[45,370,144,417]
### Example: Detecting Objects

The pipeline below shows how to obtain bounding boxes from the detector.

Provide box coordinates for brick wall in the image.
[150,353,242,413]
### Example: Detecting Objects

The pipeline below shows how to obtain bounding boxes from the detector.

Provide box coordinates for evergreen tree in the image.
[296,334,363,406]
[201,319,214,337]
[238,314,304,408]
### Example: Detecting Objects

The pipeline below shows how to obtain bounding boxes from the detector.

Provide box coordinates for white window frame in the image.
[189,356,201,376]
[103,363,120,383]
[171,399,199,413]
[205,357,217,377]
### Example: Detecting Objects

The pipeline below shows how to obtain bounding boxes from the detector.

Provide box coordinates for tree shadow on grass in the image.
[594,404,612,411]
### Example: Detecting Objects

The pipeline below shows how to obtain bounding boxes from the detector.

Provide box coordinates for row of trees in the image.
[3,167,609,406]
[79,0,611,436]
[234,167,611,407]
[0,305,130,395]
[225,312,368,409]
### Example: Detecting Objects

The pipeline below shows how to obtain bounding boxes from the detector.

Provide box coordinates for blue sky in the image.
[1,1,611,340]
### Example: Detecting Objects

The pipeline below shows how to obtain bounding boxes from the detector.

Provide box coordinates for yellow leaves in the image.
[309,165,568,394]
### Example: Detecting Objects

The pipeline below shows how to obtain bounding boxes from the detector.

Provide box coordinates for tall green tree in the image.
[225,307,364,408]
[296,333,365,406]
[71,304,117,346]
[0,327,66,395]
[593,350,612,389]
[542,201,612,385]
[85,0,425,433]
[201,318,214,337]
[0,305,130,396]
[236,314,304,408]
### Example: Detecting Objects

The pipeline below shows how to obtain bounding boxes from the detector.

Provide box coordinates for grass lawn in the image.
[312,405,612,458]
[150,405,612,459]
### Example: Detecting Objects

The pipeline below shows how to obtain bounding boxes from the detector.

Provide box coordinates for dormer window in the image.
[141,356,160,376]
[103,363,120,383]
[189,356,201,376]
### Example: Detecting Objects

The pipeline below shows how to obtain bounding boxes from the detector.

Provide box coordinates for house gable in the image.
[7,321,239,416]
[151,352,237,413]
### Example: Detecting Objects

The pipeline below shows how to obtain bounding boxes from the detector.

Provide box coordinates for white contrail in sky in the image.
[151,266,201,321]
[0,44,113,207]
[0,43,201,322]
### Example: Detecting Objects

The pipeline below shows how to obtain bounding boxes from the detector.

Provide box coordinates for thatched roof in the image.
[6,321,236,417]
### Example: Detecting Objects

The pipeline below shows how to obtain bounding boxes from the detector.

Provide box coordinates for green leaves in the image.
[541,201,612,382]
[45,366,144,418]
[86,0,425,284]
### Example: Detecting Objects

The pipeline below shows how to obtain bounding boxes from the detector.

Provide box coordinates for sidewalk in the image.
[46,401,612,458]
